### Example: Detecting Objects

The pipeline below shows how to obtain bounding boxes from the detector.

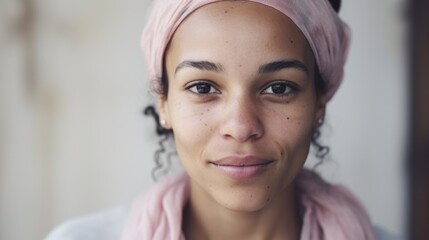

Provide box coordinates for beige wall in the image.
[0,0,407,239]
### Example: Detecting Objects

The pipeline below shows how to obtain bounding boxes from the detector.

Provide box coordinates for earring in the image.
[318,118,323,125]
[160,119,166,126]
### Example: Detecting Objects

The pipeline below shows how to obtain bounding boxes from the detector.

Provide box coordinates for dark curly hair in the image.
[145,0,341,180]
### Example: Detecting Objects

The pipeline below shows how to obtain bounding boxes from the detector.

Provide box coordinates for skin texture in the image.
[158,2,326,239]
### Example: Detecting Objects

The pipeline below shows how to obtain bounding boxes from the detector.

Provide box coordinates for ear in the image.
[157,96,172,129]
[313,94,327,127]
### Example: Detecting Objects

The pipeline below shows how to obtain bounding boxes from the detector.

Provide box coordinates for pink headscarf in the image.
[142,0,351,100]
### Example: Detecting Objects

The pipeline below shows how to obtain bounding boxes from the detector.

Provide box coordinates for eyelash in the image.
[186,80,298,98]
[186,81,220,95]
[261,81,297,97]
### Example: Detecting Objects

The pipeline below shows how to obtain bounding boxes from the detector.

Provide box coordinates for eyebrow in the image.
[174,59,309,76]
[258,60,309,75]
[175,60,223,75]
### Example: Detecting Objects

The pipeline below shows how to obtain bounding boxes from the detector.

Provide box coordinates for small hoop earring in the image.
[318,118,323,125]
[160,119,166,126]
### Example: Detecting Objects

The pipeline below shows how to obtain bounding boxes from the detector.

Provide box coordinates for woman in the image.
[123,0,371,239]
[46,0,399,239]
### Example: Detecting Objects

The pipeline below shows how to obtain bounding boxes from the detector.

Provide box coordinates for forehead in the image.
[173,1,307,44]
[167,1,314,71]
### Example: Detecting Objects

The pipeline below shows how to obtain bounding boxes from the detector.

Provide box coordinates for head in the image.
[143,0,350,211]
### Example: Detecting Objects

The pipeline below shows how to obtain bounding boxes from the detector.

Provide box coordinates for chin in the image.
[211,185,276,213]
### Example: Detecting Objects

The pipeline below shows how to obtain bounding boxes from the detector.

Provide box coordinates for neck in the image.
[183,181,301,240]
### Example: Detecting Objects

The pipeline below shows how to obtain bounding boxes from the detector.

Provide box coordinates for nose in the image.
[219,95,264,142]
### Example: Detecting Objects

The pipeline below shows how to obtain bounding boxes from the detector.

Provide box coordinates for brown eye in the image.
[262,82,294,95]
[271,83,287,94]
[187,82,219,95]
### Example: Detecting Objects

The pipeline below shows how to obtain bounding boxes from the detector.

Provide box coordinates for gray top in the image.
[45,205,129,240]
[45,205,404,240]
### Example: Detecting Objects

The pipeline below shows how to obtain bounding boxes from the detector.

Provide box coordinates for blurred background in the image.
[0,0,413,239]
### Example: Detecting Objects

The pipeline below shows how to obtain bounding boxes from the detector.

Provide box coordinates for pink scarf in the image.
[121,169,376,240]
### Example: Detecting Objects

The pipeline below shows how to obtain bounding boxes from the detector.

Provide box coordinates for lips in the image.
[209,156,273,180]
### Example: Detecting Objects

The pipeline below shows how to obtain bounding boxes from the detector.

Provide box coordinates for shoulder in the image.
[45,173,189,240]
[374,225,405,240]
[44,205,129,240]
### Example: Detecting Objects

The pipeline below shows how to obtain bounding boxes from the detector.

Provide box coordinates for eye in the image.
[262,81,296,96]
[187,82,220,95]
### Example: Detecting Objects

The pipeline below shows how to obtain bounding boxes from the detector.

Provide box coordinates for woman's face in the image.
[159,1,325,211]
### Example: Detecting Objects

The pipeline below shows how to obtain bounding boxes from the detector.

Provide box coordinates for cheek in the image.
[171,103,216,132]
[267,103,315,168]
[267,101,315,144]
[267,107,314,187]
[270,118,312,168]
[169,103,217,159]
